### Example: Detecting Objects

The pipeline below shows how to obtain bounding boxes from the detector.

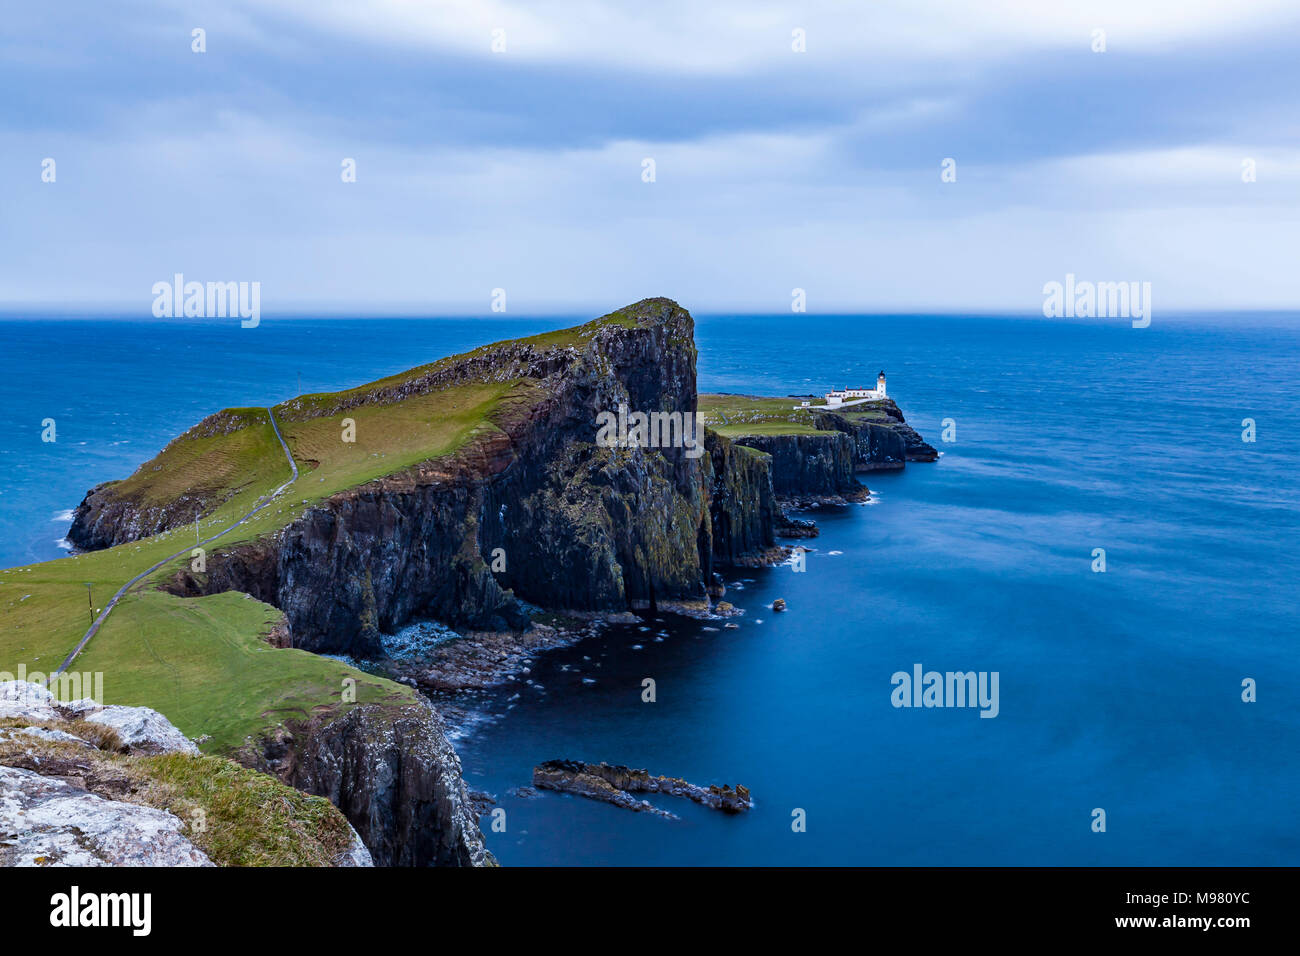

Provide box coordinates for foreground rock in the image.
[0,765,213,867]
[1,681,197,754]
[533,759,752,819]
[63,700,200,755]
[0,680,371,868]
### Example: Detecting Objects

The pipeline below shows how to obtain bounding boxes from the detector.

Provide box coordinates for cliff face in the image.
[703,431,777,563]
[729,432,862,498]
[247,700,491,867]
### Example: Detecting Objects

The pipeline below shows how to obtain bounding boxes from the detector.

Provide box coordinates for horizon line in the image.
[3,306,1299,321]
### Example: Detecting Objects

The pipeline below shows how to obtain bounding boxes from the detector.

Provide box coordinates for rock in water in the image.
[533,759,752,817]
[772,598,787,612]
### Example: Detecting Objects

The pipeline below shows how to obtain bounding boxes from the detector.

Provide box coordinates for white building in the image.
[824,371,886,406]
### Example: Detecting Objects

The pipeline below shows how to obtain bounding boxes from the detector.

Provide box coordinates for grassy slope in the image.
[99,409,287,513]
[698,394,824,436]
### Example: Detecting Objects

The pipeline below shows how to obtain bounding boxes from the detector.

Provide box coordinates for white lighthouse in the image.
[822,371,888,406]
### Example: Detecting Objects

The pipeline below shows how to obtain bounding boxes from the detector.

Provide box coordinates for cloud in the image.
[2,1,1298,311]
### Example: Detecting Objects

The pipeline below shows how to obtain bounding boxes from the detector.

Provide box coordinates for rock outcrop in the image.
[0,680,372,868]
[245,699,493,867]
[814,400,938,470]
[0,765,214,867]
[0,680,377,868]
[62,700,201,755]
[1,681,198,755]
[533,759,752,818]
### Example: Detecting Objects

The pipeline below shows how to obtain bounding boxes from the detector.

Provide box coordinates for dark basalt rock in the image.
[244,699,493,867]
[815,400,938,468]
[776,512,819,538]
[729,431,866,502]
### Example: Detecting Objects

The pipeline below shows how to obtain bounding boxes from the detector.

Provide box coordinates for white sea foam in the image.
[52,509,74,522]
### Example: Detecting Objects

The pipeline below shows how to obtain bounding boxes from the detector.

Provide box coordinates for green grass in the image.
[75,589,410,753]
[140,751,357,866]
[103,409,288,514]
[276,380,521,502]
[698,393,824,436]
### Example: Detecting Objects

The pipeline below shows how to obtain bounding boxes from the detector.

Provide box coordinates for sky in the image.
[2,0,1298,315]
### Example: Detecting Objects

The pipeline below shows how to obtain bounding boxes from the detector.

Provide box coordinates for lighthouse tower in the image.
[876,370,887,398]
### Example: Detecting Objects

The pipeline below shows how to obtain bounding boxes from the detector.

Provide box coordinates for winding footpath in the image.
[50,408,299,680]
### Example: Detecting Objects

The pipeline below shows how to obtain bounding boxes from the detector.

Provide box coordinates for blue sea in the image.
[2,312,1298,865]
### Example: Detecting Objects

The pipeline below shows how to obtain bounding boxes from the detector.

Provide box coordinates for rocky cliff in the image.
[151,299,777,658]
[728,432,864,500]
[814,400,938,470]
[245,699,490,867]
[704,431,778,563]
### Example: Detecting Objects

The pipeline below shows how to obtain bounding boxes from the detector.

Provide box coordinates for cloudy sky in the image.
[3,1,1298,314]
